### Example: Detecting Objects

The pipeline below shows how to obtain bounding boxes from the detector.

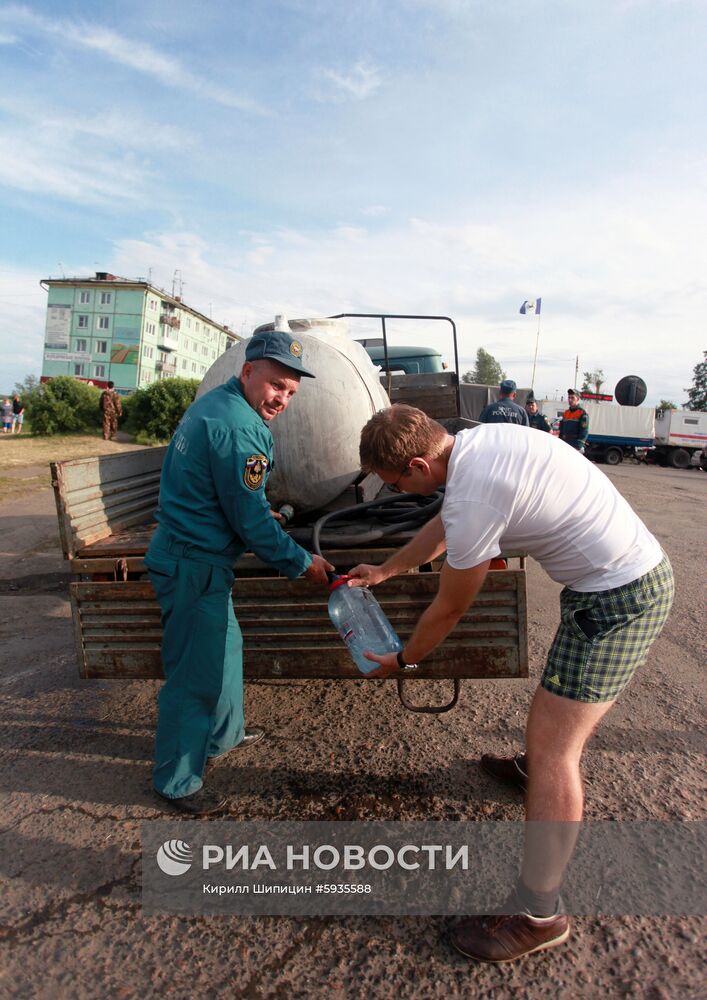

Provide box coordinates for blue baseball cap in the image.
[500,379,517,393]
[244,330,316,378]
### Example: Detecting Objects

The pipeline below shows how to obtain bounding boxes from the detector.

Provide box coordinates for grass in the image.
[0,432,149,497]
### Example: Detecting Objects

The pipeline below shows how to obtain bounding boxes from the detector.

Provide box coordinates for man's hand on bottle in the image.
[302,554,335,585]
[361,650,401,678]
[347,563,388,588]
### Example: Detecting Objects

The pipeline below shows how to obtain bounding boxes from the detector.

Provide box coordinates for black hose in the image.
[310,490,444,557]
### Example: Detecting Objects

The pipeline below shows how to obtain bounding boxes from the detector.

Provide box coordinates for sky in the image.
[1,0,705,405]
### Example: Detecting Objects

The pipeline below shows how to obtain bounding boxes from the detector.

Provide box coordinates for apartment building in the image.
[40,273,240,392]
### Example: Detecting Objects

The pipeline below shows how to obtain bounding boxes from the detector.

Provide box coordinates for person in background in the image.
[559,389,589,452]
[100,381,123,441]
[1,398,12,433]
[479,379,529,426]
[11,394,24,434]
[525,395,551,432]
[145,329,334,816]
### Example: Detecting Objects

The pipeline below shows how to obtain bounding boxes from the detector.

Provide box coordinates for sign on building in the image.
[45,305,72,349]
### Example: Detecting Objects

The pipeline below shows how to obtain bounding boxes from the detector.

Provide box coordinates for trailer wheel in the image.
[669,448,691,470]
[605,447,623,466]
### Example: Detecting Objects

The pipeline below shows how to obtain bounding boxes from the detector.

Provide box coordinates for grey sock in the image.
[514,878,560,918]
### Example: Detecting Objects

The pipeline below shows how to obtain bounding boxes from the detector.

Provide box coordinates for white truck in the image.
[538,399,655,465]
[650,408,707,469]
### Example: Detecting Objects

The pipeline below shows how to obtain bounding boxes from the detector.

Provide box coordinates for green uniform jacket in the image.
[153,376,311,579]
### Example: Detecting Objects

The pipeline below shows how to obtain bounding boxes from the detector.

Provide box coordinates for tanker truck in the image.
[51,313,528,714]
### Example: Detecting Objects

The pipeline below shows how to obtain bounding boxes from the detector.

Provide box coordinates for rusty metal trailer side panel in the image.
[70,570,528,681]
[51,447,166,560]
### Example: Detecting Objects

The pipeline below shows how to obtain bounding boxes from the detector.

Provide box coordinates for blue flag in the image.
[520,298,542,315]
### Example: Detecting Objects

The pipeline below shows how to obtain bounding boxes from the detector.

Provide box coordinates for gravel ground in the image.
[0,461,704,999]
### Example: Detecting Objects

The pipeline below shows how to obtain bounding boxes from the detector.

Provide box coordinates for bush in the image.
[28,377,103,435]
[122,378,200,444]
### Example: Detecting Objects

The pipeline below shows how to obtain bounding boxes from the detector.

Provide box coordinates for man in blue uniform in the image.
[525,395,552,432]
[146,330,333,814]
[478,379,529,426]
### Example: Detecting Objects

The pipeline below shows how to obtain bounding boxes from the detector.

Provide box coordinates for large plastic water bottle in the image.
[328,575,403,675]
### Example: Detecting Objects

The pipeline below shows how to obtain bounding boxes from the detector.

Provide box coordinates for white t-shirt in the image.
[442,425,663,592]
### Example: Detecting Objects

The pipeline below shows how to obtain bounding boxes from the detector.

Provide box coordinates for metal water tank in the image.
[197,317,389,512]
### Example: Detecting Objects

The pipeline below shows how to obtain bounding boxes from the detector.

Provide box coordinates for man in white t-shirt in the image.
[350,404,674,963]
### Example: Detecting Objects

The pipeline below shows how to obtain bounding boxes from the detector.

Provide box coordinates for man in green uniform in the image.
[146,330,333,814]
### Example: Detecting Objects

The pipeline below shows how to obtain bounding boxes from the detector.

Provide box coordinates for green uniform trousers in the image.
[147,535,244,799]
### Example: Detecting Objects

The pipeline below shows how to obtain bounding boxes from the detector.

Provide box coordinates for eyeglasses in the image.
[388,465,412,493]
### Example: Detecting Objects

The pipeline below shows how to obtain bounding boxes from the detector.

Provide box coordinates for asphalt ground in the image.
[0,460,705,999]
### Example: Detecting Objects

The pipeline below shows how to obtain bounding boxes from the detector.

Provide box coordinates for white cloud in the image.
[0,263,48,389]
[0,95,193,205]
[103,174,706,406]
[0,31,17,44]
[0,4,267,114]
[316,61,383,101]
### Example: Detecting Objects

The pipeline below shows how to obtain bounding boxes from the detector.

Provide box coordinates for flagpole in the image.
[530,313,541,391]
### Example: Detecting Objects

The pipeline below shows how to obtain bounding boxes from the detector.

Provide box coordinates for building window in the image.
[94,364,106,378]
[149,299,157,311]
[74,363,85,376]
[100,291,112,305]
[97,316,110,330]
[77,314,89,328]
[192,340,198,352]
[195,322,200,333]
[191,362,197,373]
[96,340,108,354]
[186,317,192,329]
[202,346,209,356]
[79,290,90,304]
[76,338,88,352]
[143,371,152,384]
[181,358,187,370]
[143,345,154,360]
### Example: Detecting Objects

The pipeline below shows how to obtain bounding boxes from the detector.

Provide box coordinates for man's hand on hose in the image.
[302,553,335,585]
[347,563,390,588]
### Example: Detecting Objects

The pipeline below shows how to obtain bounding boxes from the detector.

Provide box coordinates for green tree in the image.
[122,378,200,443]
[28,376,103,435]
[13,374,40,397]
[655,399,678,414]
[581,369,605,393]
[461,348,506,386]
[685,351,707,411]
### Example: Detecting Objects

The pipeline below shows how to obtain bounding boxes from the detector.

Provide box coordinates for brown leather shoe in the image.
[208,726,265,763]
[450,911,569,963]
[480,752,528,792]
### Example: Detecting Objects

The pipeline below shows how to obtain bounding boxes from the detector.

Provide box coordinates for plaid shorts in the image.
[541,555,674,703]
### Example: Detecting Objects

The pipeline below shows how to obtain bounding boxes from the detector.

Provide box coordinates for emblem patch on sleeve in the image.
[244,454,269,490]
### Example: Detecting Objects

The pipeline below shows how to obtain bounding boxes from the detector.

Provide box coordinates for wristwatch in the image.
[396,651,419,672]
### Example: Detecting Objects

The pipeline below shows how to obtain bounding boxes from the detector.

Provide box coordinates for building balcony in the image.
[160,313,181,329]
[156,359,177,375]
[157,332,180,352]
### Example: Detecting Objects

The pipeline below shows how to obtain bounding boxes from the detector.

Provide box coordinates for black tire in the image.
[669,448,690,470]
[605,447,623,466]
